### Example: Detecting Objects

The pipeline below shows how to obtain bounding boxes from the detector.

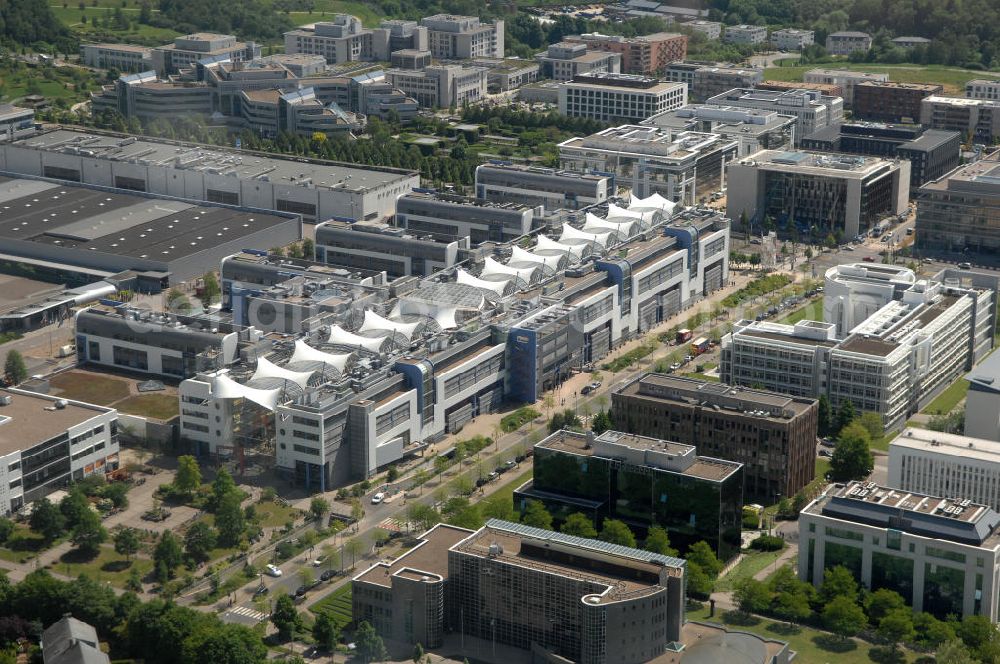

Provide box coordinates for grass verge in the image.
[922,378,969,415]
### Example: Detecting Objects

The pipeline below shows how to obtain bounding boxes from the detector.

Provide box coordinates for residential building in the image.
[771,29,815,51]
[315,220,463,277]
[2,128,419,224]
[386,65,487,108]
[612,374,818,502]
[515,429,744,560]
[799,481,1000,621]
[663,62,763,102]
[916,150,1000,255]
[389,49,431,70]
[804,69,889,108]
[707,87,843,142]
[564,32,688,76]
[684,20,722,40]
[966,350,1000,442]
[0,388,119,515]
[643,104,797,156]
[42,616,110,664]
[892,36,931,49]
[394,191,539,244]
[723,25,768,45]
[474,163,611,212]
[800,122,961,187]
[352,519,687,662]
[537,42,622,81]
[558,72,687,123]
[421,14,504,59]
[283,15,391,64]
[79,43,151,72]
[920,96,1000,143]
[725,149,910,239]
[889,428,1000,511]
[966,79,1000,101]
[559,125,738,203]
[824,31,873,56]
[853,82,942,123]
[150,33,260,76]
[0,104,34,142]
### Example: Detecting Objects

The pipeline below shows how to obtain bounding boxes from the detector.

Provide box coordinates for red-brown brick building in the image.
[854,81,943,123]
[565,32,687,76]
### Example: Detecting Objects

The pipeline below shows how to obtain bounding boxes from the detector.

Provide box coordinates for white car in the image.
[371,492,385,505]
[311,558,324,567]
[265,564,282,577]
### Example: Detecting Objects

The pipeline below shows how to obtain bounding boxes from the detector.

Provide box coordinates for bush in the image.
[749,534,785,552]
[720,274,793,309]
[500,407,541,433]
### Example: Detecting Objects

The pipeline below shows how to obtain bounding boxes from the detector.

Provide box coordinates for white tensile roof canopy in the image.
[456,268,513,296]
[327,324,389,353]
[290,339,353,372]
[250,355,314,389]
[212,373,281,410]
[358,309,421,341]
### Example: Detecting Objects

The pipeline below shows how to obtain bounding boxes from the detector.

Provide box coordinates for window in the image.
[206,189,239,205]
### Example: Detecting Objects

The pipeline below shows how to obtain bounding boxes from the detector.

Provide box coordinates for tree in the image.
[407,503,441,531]
[180,623,266,664]
[200,272,220,308]
[936,639,977,664]
[344,538,364,568]
[154,531,183,577]
[772,589,812,626]
[686,562,714,598]
[830,422,874,481]
[271,594,300,641]
[184,522,217,562]
[70,508,107,554]
[3,350,27,385]
[480,494,515,522]
[215,491,245,547]
[686,541,723,577]
[350,498,364,523]
[858,411,884,440]
[599,519,636,547]
[733,578,771,615]
[412,643,424,663]
[591,410,612,434]
[29,497,65,542]
[174,455,202,498]
[644,526,678,556]
[865,588,905,624]
[302,238,315,260]
[312,612,339,652]
[817,394,832,436]
[309,497,330,521]
[913,612,956,649]
[60,489,91,530]
[113,527,140,561]
[878,607,914,652]
[821,565,859,604]
[521,500,553,530]
[834,399,856,435]
[166,288,191,313]
[355,621,386,664]
[0,517,14,544]
[211,469,236,508]
[822,595,867,641]
[560,513,598,538]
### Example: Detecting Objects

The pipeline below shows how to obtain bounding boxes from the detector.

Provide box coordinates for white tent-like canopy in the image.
[629,192,677,218]
[456,268,512,296]
[560,223,613,249]
[359,309,421,341]
[481,256,540,288]
[290,339,353,373]
[392,300,458,330]
[510,245,566,274]
[213,373,281,411]
[607,203,645,221]
[251,356,313,390]
[536,234,591,260]
[584,213,635,241]
[327,324,389,353]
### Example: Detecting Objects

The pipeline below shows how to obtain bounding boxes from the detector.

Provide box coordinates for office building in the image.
[474,163,610,212]
[559,125,738,203]
[643,104,796,156]
[536,42,621,82]
[3,128,419,223]
[723,25,768,45]
[612,374,818,503]
[386,65,488,108]
[889,428,1000,511]
[966,350,1000,442]
[771,29,815,51]
[966,79,1000,101]
[42,616,110,664]
[283,15,391,64]
[663,62,763,102]
[421,14,504,59]
[239,87,364,139]
[892,36,932,49]
[707,87,844,143]
[356,80,420,123]
[726,149,910,239]
[379,19,428,53]
[823,263,918,336]
[353,519,687,662]
[854,82,943,123]
[0,105,34,142]
[916,150,1000,255]
[0,388,119,515]
[79,43,151,72]
[921,96,1000,143]
[684,20,722,40]
[800,122,961,187]
[315,220,464,277]
[150,33,260,76]
[395,191,538,244]
[474,58,540,92]
[804,69,889,108]
[256,53,327,77]
[558,73,687,123]
[759,79,844,98]
[388,49,430,70]
[515,429,743,560]
[564,32,688,76]
[800,481,1000,621]
[824,31,873,56]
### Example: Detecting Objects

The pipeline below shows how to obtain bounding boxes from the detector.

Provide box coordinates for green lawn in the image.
[681,371,721,382]
[49,5,182,42]
[764,62,999,95]
[922,378,970,415]
[287,1,384,27]
[116,394,179,420]
[777,299,823,325]
[56,544,154,587]
[255,501,301,528]
[50,372,130,406]
[716,548,787,592]
[309,584,353,630]
[0,525,51,564]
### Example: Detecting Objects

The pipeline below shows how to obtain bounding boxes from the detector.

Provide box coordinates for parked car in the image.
[590,381,602,390]
[581,385,594,395]
[505,460,517,470]
[320,570,336,582]
[863,256,876,263]
[371,492,385,504]
[959,262,972,270]
[819,450,832,458]
[265,564,282,577]
[295,586,308,597]
[253,585,269,598]
[311,557,324,567]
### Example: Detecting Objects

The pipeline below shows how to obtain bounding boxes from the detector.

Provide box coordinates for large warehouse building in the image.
[0,129,420,223]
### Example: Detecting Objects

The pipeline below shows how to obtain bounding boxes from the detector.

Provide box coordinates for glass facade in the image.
[924,563,966,618]
[823,541,863,579]
[871,551,915,604]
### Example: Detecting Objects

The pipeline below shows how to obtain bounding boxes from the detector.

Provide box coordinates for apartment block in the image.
[515,429,744,560]
[804,69,889,108]
[0,389,119,515]
[853,81,943,123]
[916,150,1000,255]
[283,15,390,64]
[80,43,151,72]
[800,481,1000,621]
[967,79,1000,101]
[726,149,910,239]
[921,95,1000,143]
[150,33,260,76]
[723,25,767,45]
[394,191,539,244]
[315,220,462,277]
[684,20,721,40]
[824,31,872,56]
[707,87,844,142]
[421,14,504,59]
[564,32,688,76]
[386,65,488,108]
[537,42,621,81]
[612,374,817,503]
[643,104,796,156]
[558,72,687,123]
[770,29,815,51]
[889,428,1000,511]
[474,163,610,212]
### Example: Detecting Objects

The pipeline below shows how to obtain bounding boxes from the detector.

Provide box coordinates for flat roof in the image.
[737,149,897,177]
[967,347,1000,394]
[890,427,1000,464]
[354,523,472,588]
[18,129,418,193]
[742,328,838,347]
[83,42,151,53]
[0,389,111,454]
[856,81,942,92]
[836,333,899,356]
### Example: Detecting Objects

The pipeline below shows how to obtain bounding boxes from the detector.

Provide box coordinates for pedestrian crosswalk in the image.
[378,517,406,532]
[225,606,267,622]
